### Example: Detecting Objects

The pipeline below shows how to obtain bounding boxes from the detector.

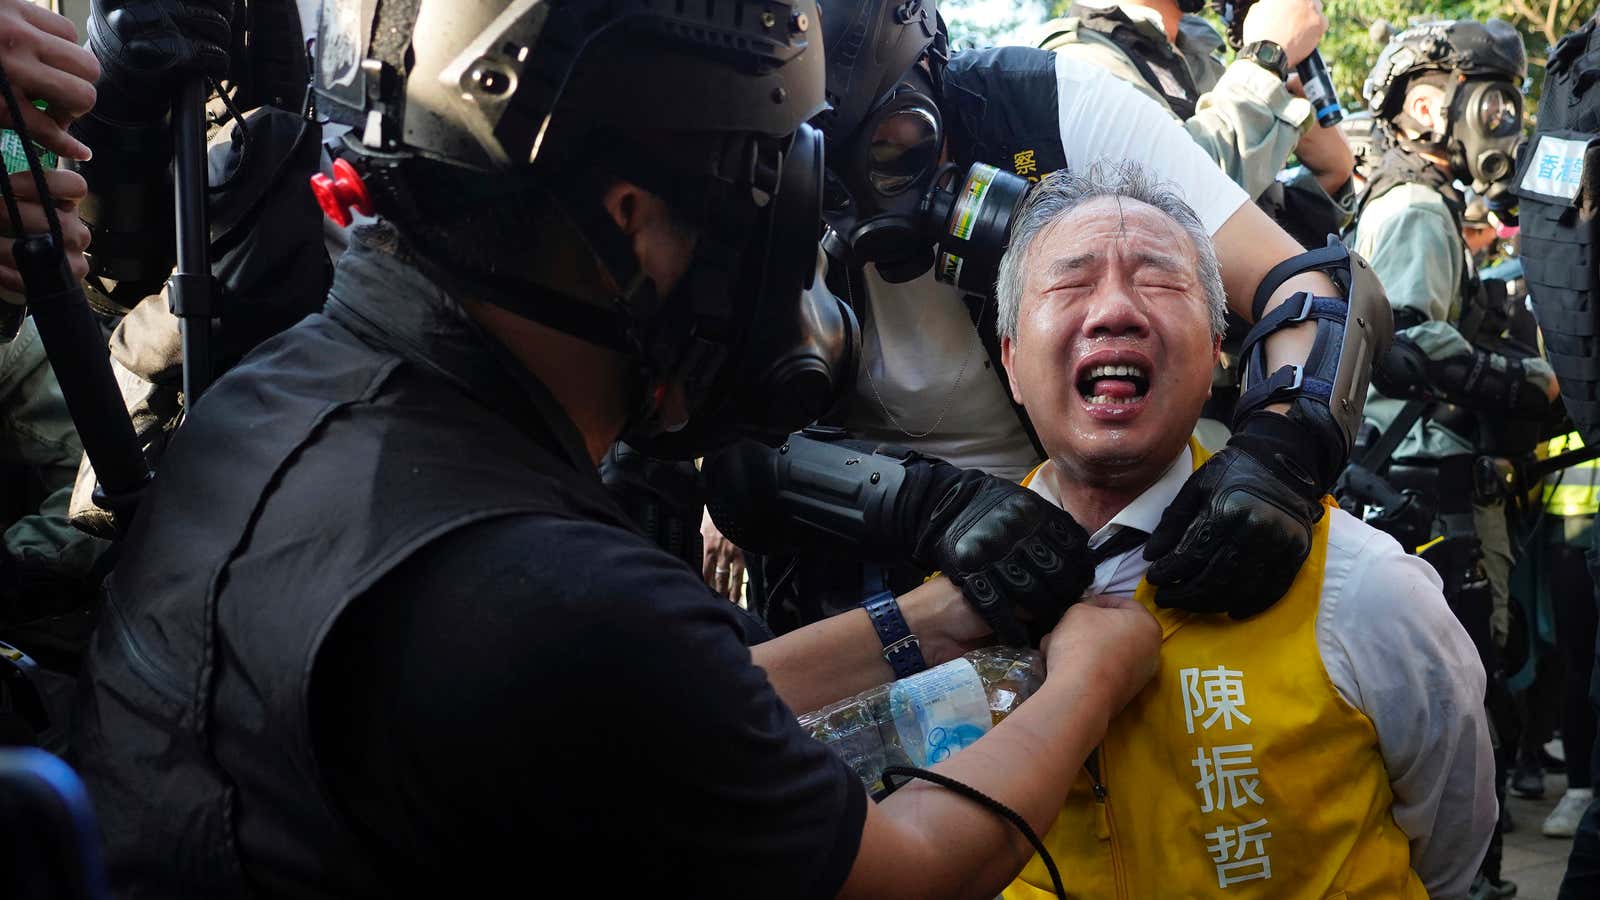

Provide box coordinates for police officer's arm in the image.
[1188,0,1335,198]
[1357,194,1558,415]
[1211,199,1338,362]
[838,596,1159,900]
[752,577,986,715]
[1376,325,1558,416]
[1185,61,1308,198]
[1287,78,1356,196]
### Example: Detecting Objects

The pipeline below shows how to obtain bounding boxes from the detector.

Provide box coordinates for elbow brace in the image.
[1233,237,1393,482]
[69,111,176,290]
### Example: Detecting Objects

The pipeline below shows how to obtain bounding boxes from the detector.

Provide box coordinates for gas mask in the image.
[629,125,861,459]
[827,67,1033,294]
[829,65,947,281]
[1445,77,1524,203]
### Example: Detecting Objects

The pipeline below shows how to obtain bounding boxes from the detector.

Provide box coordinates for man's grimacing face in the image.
[1002,196,1220,487]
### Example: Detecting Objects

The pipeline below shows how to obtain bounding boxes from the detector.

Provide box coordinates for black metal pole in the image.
[168,77,213,405]
[13,236,149,505]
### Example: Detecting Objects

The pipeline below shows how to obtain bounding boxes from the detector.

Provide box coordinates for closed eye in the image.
[1135,279,1189,293]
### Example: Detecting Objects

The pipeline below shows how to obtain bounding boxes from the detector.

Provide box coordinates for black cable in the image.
[208,75,253,192]
[881,765,1068,899]
[0,56,64,248]
[0,142,23,238]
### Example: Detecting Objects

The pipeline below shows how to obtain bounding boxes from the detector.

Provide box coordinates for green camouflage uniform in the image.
[1354,180,1554,644]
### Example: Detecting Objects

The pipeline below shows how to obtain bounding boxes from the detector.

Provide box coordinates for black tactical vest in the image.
[70,237,636,898]
[1352,148,1487,451]
[943,47,1069,185]
[1515,12,1600,441]
[1060,3,1201,118]
[1353,147,1481,325]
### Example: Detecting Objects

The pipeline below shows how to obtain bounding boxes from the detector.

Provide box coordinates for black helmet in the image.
[1363,19,1526,118]
[317,0,827,169]
[815,0,942,148]
[312,0,856,458]
[1362,19,1527,200]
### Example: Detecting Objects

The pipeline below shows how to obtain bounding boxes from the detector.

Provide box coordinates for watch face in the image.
[1247,42,1287,77]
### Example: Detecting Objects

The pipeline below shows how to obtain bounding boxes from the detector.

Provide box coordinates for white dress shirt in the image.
[1026,447,1497,900]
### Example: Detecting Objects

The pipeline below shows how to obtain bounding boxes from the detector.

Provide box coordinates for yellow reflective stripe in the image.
[1545,485,1600,517]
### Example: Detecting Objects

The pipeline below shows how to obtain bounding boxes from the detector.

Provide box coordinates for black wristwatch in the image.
[1239,40,1290,81]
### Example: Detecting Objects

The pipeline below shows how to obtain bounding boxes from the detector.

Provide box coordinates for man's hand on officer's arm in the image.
[752,456,1098,712]
[840,593,1157,900]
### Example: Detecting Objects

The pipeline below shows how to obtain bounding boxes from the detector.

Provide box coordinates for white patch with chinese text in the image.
[1520,135,1591,202]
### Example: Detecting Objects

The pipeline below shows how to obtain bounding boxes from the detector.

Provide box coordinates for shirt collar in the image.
[1029,443,1193,547]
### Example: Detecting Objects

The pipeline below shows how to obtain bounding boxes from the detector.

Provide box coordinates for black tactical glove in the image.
[88,0,234,121]
[1145,411,1325,619]
[909,465,1094,646]
[1376,334,1553,418]
[599,442,705,572]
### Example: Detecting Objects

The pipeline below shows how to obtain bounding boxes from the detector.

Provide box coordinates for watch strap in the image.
[861,590,928,679]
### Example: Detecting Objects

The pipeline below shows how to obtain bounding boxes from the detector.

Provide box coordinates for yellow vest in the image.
[1543,431,1600,518]
[1005,443,1424,900]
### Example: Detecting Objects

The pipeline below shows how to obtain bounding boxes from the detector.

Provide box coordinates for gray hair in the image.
[995,159,1227,340]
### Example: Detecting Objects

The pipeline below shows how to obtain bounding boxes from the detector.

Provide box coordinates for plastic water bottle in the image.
[799,647,1045,798]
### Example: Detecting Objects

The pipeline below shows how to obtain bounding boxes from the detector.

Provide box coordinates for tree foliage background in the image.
[944,0,1595,112]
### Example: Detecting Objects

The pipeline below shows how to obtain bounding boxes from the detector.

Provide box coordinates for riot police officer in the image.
[1350,19,1557,899]
[68,0,1161,895]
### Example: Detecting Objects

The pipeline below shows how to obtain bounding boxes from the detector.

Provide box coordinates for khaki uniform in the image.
[1038,5,1311,198]
[1353,179,1554,645]
[1,317,107,590]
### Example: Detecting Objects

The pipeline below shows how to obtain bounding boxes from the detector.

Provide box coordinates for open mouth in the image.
[1076,362,1150,405]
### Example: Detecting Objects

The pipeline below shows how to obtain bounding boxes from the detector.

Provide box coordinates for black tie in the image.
[1089,526,1150,566]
